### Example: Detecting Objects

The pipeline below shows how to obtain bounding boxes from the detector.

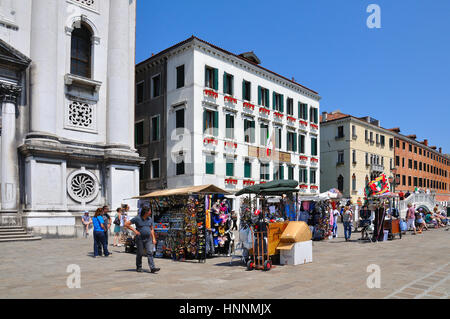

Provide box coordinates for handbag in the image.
[113,215,120,226]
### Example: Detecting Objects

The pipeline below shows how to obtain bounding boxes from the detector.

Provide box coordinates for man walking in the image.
[98,206,112,255]
[124,206,160,273]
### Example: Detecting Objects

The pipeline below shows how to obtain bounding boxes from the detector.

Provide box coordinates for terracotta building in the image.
[389,128,449,205]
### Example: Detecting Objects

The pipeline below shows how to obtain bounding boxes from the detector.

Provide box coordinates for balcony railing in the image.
[371,164,384,172]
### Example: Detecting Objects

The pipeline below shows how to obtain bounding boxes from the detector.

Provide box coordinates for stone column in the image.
[106,0,130,147]
[0,83,22,211]
[29,0,58,135]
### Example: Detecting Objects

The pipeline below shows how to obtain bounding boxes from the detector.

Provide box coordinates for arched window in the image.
[337,175,344,192]
[71,24,92,78]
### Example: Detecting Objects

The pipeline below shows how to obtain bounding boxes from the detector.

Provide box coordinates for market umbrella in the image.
[235,184,263,196]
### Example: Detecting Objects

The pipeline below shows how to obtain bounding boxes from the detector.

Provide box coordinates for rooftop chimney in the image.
[423,139,428,146]
[389,127,401,133]
[431,146,437,150]
[407,134,416,140]
[439,147,442,153]
[322,111,328,122]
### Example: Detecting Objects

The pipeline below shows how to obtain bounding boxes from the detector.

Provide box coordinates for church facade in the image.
[0,0,143,237]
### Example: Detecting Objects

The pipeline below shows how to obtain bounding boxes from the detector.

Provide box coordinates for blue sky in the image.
[136,0,450,154]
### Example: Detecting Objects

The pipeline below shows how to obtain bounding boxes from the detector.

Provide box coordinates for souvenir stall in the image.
[297,189,342,241]
[235,180,299,264]
[134,185,231,262]
[364,174,401,241]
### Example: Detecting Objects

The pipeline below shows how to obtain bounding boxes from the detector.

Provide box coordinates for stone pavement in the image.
[0,226,449,299]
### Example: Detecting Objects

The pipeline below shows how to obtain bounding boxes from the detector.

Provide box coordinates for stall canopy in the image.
[134,184,230,199]
[235,180,299,196]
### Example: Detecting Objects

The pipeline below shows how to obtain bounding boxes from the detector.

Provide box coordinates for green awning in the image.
[235,179,299,196]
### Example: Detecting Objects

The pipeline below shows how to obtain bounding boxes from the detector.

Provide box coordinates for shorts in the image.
[114,225,121,233]
[417,219,424,224]
[406,219,416,230]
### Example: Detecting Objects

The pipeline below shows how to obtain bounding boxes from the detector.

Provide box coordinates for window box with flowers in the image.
[204,89,218,99]
[243,180,255,186]
[311,157,319,164]
[287,116,296,124]
[224,95,237,104]
[310,123,319,130]
[225,178,238,185]
[243,102,255,112]
[274,112,284,120]
[299,155,308,162]
[203,137,218,146]
[259,107,270,116]
[299,120,308,128]
[224,141,237,149]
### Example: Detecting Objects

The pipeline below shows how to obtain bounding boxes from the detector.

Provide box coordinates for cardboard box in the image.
[279,221,312,243]
[279,240,313,265]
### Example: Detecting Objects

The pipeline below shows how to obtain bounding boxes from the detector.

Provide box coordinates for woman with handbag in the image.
[113,207,122,247]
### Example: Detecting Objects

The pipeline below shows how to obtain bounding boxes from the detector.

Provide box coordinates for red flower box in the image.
[310,123,319,129]
[311,157,319,163]
[204,89,218,99]
[299,155,308,161]
[224,95,237,104]
[243,102,255,110]
[224,141,237,148]
[259,107,270,115]
[260,181,267,184]
[287,116,296,122]
[299,184,308,189]
[243,180,255,186]
[299,120,308,126]
[203,137,218,145]
[225,178,238,185]
[311,185,319,190]
[274,112,284,118]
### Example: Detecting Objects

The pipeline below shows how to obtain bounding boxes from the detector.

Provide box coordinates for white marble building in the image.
[0,0,143,237]
[136,36,321,209]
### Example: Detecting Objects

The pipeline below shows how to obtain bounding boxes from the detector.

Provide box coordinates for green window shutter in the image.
[244,160,251,178]
[213,68,218,90]
[293,132,297,153]
[213,111,218,136]
[204,66,208,87]
[304,105,308,121]
[315,108,318,124]
[280,165,284,180]
[273,92,276,110]
[223,73,227,94]
[304,169,308,183]
[298,102,301,119]
[206,157,214,174]
[226,161,234,177]
[280,94,284,112]
[258,86,262,105]
[203,110,207,133]
[243,80,246,100]
[265,89,269,106]
[230,74,234,95]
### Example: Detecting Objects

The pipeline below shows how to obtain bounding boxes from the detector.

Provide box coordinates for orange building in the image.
[389,128,450,205]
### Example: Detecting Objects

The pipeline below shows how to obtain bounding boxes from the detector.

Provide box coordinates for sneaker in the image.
[150,268,160,273]
[136,268,143,273]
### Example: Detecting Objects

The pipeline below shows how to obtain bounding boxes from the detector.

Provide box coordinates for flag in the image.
[365,174,390,198]
[266,128,275,157]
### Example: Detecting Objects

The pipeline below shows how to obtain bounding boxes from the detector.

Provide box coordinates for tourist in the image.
[124,206,160,273]
[231,210,238,231]
[406,203,417,235]
[113,207,122,247]
[121,204,130,238]
[405,191,411,198]
[92,208,111,258]
[415,208,428,232]
[81,211,92,238]
[332,205,340,238]
[432,207,446,227]
[342,206,353,241]
[97,206,111,255]
[425,211,439,228]
[398,191,405,201]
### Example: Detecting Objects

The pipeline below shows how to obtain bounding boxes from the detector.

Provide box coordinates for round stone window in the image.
[67,169,99,204]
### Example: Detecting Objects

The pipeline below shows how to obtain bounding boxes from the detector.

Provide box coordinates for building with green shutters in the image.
[135,36,321,208]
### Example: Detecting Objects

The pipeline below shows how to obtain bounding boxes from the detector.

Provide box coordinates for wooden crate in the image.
[249,222,289,256]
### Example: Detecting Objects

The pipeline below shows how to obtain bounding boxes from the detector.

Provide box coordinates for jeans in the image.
[343,222,352,240]
[332,222,338,237]
[94,231,109,257]
[136,236,156,270]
